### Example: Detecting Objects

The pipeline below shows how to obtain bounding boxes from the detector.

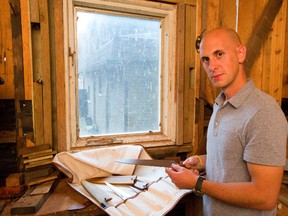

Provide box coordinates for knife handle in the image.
[101,202,110,208]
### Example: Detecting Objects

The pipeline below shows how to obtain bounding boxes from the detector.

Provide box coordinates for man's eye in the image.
[217,52,224,57]
[201,57,209,63]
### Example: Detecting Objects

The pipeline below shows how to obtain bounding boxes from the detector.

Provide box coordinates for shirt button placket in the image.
[213,110,220,136]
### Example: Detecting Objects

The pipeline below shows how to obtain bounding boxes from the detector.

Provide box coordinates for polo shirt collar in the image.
[215,79,255,109]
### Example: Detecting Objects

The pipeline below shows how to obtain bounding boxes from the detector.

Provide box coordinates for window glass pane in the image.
[77,10,161,136]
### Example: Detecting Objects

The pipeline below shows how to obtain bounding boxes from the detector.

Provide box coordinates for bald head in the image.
[200,28,242,49]
[199,27,247,94]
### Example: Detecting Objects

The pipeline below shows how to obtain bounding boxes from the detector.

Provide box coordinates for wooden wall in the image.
[192,0,288,156]
[0,0,287,157]
[0,1,14,99]
[199,0,288,106]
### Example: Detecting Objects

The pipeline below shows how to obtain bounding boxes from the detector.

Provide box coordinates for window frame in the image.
[63,0,182,149]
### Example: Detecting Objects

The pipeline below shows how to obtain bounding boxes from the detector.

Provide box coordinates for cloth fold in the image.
[53,145,144,184]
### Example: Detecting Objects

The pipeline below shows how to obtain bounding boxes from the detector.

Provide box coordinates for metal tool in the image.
[81,180,112,208]
[115,159,198,170]
[114,159,177,168]
[88,175,137,185]
[105,181,131,200]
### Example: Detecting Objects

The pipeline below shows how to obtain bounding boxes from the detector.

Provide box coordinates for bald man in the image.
[166,28,288,216]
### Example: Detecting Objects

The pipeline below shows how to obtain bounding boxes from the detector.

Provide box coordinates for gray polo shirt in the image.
[204,79,288,216]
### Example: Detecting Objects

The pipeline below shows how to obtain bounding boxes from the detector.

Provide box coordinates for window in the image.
[76,10,161,136]
[64,0,179,148]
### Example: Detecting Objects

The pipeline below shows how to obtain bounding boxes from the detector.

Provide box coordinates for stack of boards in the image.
[19,144,58,187]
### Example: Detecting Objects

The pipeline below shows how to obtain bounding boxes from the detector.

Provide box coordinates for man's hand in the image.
[165,164,199,189]
[182,155,206,170]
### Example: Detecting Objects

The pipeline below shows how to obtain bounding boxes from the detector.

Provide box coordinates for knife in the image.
[115,159,194,169]
[81,180,112,208]
[105,181,131,200]
[88,175,137,185]
[114,159,177,167]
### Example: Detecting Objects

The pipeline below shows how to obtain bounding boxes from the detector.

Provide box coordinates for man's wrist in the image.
[193,176,205,196]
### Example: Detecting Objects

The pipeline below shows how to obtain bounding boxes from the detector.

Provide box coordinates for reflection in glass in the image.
[77,10,161,136]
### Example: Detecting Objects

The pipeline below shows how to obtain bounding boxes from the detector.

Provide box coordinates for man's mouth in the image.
[211,73,223,80]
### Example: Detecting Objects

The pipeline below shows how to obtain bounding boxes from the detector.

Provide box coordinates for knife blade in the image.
[105,181,131,200]
[88,175,137,185]
[81,180,112,208]
[114,159,176,167]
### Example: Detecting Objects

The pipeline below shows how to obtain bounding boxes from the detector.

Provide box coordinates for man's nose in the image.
[208,58,217,72]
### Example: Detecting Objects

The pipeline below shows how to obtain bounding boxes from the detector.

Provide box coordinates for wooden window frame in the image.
[61,0,196,152]
[59,0,200,157]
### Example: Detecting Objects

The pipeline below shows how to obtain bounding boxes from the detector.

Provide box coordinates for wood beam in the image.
[244,0,283,74]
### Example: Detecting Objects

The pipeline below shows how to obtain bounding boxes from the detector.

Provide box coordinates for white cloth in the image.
[53,145,192,216]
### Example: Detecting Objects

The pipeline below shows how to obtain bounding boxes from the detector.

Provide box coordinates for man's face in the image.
[199,31,242,90]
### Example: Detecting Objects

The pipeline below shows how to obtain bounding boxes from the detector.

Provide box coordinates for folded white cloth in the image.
[53,145,192,216]
[53,145,144,184]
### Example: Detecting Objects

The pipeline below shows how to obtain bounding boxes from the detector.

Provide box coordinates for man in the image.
[165,28,288,215]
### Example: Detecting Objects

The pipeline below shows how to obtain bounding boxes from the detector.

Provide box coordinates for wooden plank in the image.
[283,1,288,98]
[194,0,205,157]
[31,7,43,146]
[176,3,185,146]
[54,0,68,151]
[0,0,14,99]
[25,171,58,186]
[239,0,286,105]
[30,0,40,23]
[266,0,287,104]
[202,0,220,106]
[18,143,50,155]
[10,0,25,151]
[25,165,55,180]
[10,0,25,100]
[24,159,53,169]
[243,0,283,74]
[148,0,197,5]
[39,0,53,146]
[22,149,54,158]
[183,4,196,147]
[23,155,53,164]
[11,179,58,215]
[20,0,33,100]
[219,0,237,28]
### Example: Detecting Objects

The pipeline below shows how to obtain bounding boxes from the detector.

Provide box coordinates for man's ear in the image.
[238,45,247,64]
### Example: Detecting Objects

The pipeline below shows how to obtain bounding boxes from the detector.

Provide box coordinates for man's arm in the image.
[166,162,283,210]
[201,163,284,210]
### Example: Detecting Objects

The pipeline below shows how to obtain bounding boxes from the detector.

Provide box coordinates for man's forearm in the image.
[201,180,278,211]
